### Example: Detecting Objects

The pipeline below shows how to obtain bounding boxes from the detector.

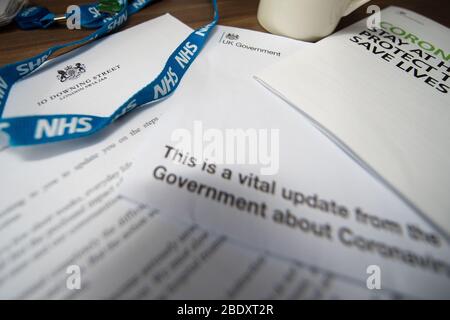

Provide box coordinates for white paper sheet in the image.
[255,6,450,239]
[2,13,191,118]
[118,24,450,298]
[0,14,191,298]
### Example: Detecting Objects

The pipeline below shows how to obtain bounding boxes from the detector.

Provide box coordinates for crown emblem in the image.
[57,63,86,82]
[225,33,239,41]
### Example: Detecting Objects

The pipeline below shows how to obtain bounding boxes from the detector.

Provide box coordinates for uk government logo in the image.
[57,63,86,82]
[225,33,239,40]
[221,32,281,57]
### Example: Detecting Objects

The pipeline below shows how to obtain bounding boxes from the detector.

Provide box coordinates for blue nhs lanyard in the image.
[0,0,219,146]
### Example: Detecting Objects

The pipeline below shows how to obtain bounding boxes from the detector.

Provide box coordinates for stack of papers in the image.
[0,10,449,299]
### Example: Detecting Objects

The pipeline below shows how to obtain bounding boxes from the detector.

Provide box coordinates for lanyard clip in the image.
[98,0,124,14]
[53,14,67,23]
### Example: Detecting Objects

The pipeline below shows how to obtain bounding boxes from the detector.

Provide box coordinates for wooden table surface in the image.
[0,0,449,66]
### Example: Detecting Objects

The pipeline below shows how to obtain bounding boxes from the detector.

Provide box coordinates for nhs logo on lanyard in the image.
[153,42,199,99]
[16,54,50,76]
[34,117,93,140]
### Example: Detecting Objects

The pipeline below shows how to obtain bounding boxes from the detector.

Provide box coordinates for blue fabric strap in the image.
[0,0,219,146]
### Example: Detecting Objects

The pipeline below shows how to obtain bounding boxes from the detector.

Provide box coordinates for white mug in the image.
[257,0,371,41]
